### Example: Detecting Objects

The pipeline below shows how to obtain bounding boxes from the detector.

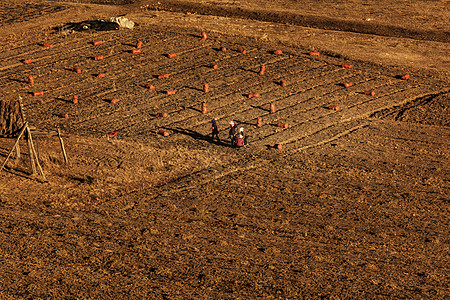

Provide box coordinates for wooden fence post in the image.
[57,128,68,163]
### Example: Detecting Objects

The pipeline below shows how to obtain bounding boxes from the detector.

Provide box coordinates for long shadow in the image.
[239,67,258,74]
[165,127,233,147]
[251,104,270,113]
[1,167,34,180]
[8,78,27,84]
[187,106,202,113]
[184,85,203,93]
[55,97,71,103]
[121,42,137,48]
[233,119,255,127]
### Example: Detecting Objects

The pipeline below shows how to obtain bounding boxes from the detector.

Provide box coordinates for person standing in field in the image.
[237,127,249,146]
[210,119,220,142]
[229,121,237,146]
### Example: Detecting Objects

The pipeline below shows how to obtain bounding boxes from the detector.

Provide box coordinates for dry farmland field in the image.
[0,0,449,299]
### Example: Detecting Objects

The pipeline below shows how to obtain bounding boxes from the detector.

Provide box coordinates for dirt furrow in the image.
[259,85,439,147]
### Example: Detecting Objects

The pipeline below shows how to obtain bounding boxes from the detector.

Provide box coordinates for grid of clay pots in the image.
[0,25,439,149]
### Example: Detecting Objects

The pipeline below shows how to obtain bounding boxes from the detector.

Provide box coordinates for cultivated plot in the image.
[1,23,447,150]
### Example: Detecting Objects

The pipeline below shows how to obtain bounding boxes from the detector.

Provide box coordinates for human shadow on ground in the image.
[164,127,233,147]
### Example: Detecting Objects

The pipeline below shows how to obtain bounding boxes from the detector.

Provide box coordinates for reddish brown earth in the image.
[0,0,449,299]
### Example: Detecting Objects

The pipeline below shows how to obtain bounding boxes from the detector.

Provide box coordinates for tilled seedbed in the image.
[0,22,447,151]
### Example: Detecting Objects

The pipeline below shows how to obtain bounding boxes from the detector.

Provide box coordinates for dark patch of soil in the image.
[0,2,67,26]
[372,92,450,127]
[140,0,450,43]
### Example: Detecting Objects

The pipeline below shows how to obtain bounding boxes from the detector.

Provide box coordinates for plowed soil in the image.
[0,0,449,299]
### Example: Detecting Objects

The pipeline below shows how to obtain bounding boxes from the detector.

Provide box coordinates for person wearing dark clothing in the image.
[229,121,237,146]
[210,119,220,142]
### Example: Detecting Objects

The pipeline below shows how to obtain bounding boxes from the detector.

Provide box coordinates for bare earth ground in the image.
[0,0,449,299]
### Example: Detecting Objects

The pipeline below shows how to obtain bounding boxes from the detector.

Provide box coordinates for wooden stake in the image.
[26,127,37,175]
[57,128,68,163]
[18,96,26,121]
[15,142,20,159]
[14,97,46,180]
[27,125,46,181]
[18,96,36,175]
[0,122,27,173]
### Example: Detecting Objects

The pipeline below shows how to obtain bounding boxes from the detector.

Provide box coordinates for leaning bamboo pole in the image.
[57,128,68,163]
[26,125,46,181]
[26,127,37,175]
[0,122,27,173]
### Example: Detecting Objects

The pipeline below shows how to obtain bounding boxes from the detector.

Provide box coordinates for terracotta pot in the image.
[259,65,265,75]
[343,82,353,88]
[277,122,289,129]
[341,63,352,69]
[257,117,263,127]
[158,129,170,137]
[201,102,207,114]
[156,113,168,118]
[270,103,276,113]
